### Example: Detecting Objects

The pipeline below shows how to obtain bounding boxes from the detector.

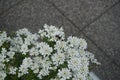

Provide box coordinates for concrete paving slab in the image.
[83,3,120,65]
[73,32,120,80]
[0,0,4,14]
[0,0,120,80]
[0,0,21,14]
[88,39,120,80]
[49,0,118,30]
[0,0,79,36]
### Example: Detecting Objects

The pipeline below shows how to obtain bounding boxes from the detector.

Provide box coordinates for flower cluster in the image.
[0,24,100,80]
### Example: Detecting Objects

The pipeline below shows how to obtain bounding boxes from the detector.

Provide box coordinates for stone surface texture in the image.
[0,0,120,80]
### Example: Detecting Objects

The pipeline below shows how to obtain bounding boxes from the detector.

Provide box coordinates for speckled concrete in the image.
[0,0,120,80]
[0,0,22,14]
[49,0,119,29]
[73,32,120,80]
[87,38,120,80]
[84,3,120,66]
[0,0,79,36]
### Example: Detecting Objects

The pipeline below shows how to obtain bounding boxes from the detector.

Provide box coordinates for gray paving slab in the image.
[0,0,4,14]
[87,38,120,80]
[72,32,120,80]
[83,3,120,66]
[0,0,120,80]
[49,0,118,30]
[0,0,21,14]
[0,0,79,35]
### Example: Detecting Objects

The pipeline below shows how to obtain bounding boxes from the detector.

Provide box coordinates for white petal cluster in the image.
[9,67,17,75]
[0,70,6,80]
[36,42,53,57]
[18,57,33,77]
[0,49,8,80]
[0,31,9,47]
[86,51,101,65]
[0,25,100,80]
[58,68,72,80]
[52,52,65,66]
[38,24,65,41]
[67,36,87,49]
[54,40,67,52]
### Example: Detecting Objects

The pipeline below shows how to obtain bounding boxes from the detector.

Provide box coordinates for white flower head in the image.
[54,40,67,52]
[0,31,8,47]
[16,28,31,37]
[38,42,53,57]
[57,68,72,80]
[67,36,80,48]
[38,24,65,41]
[9,67,17,75]
[0,71,6,80]
[20,44,29,55]
[68,57,82,70]
[18,58,33,77]
[52,52,65,66]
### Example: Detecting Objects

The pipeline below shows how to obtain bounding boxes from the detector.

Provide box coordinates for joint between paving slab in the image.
[82,32,120,67]
[0,0,120,68]
[79,0,120,32]
[47,0,120,33]
[45,0,81,31]
[47,0,120,68]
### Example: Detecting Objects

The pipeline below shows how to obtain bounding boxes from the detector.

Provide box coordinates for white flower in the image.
[0,71,6,80]
[54,40,67,52]
[9,67,17,74]
[52,52,65,66]
[67,36,87,49]
[33,56,42,66]
[79,38,87,49]
[50,78,60,80]
[30,63,39,73]
[0,48,7,62]
[24,33,39,45]
[7,51,15,59]
[0,25,100,80]
[20,44,29,55]
[10,36,23,52]
[0,54,6,63]
[18,58,33,77]
[86,51,101,65]
[67,48,79,57]
[57,68,72,80]
[0,32,8,47]
[68,57,81,70]
[41,59,52,70]
[30,57,42,74]
[29,47,39,56]
[37,42,53,57]
[37,69,50,79]
[1,48,7,55]
[13,36,23,45]
[38,24,65,41]
[0,39,3,47]
[0,63,5,70]
[16,28,30,36]
[67,36,80,48]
